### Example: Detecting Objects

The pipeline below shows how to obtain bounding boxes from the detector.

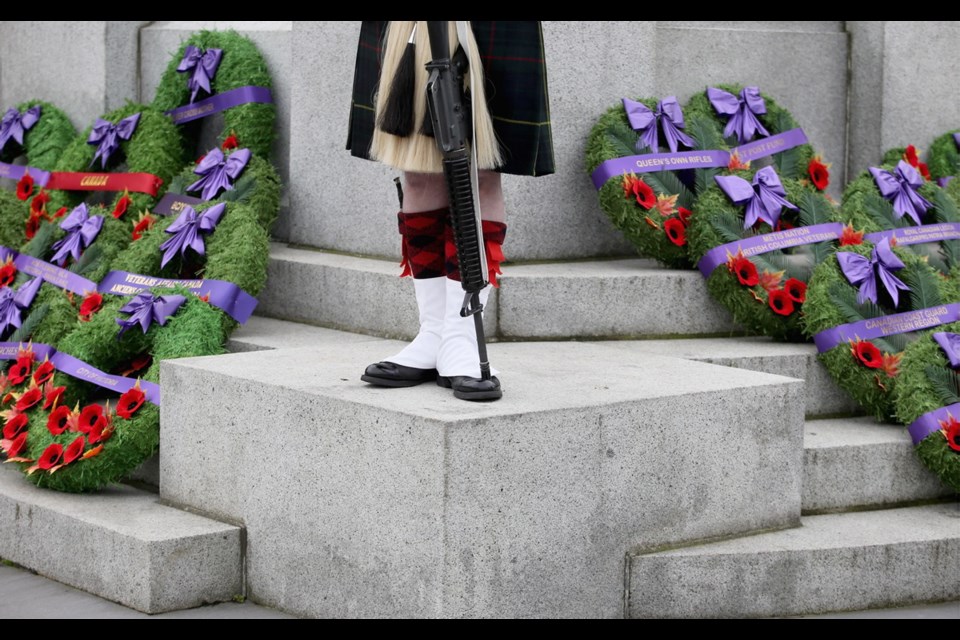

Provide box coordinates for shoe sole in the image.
[436,376,503,401]
[360,374,433,388]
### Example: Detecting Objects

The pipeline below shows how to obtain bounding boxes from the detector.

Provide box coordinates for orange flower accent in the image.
[82,445,104,460]
[757,270,785,293]
[643,216,660,230]
[880,352,901,378]
[727,152,751,171]
[839,224,864,246]
[655,193,679,217]
[131,211,156,241]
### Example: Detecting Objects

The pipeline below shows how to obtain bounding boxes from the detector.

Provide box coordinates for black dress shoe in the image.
[361,361,438,387]
[436,375,502,401]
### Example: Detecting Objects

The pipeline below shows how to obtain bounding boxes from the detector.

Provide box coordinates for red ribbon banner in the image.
[45,172,163,197]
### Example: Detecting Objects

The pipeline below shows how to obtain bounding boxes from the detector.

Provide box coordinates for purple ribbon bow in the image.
[116,292,187,337]
[177,45,223,104]
[715,166,797,229]
[622,97,695,154]
[87,112,141,169]
[869,160,933,226]
[187,147,251,201]
[0,105,40,153]
[933,332,960,368]
[707,86,770,144]
[836,237,911,308]
[0,276,42,336]
[49,203,104,266]
[159,202,227,268]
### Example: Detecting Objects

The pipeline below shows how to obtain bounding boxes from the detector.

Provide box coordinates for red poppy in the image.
[943,416,960,453]
[30,190,49,215]
[851,340,883,369]
[222,134,239,150]
[663,217,687,247]
[808,157,830,191]
[46,406,72,436]
[0,261,16,288]
[784,278,807,303]
[3,412,28,439]
[839,224,864,246]
[131,213,156,241]
[42,382,66,410]
[32,360,54,385]
[918,162,931,181]
[53,206,68,219]
[112,192,133,219]
[4,432,27,458]
[25,213,40,240]
[77,403,106,435]
[8,358,33,385]
[904,145,919,167]
[79,292,103,321]
[63,435,85,465]
[731,256,759,287]
[196,154,206,165]
[16,173,34,201]
[768,289,795,316]
[677,207,692,227]
[633,179,656,210]
[14,386,42,412]
[117,385,146,420]
[118,353,152,377]
[774,219,796,232]
[37,443,63,471]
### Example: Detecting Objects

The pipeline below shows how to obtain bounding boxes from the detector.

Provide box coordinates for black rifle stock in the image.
[424,20,492,382]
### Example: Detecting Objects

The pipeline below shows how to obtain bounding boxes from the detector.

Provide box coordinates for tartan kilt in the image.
[346,20,556,177]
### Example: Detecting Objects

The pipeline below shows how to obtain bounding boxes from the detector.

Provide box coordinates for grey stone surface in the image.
[0,21,108,130]
[105,22,152,111]
[0,466,242,614]
[0,563,294,619]
[126,454,160,490]
[803,417,954,513]
[658,22,844,32]
[227,316,382,352]
[591,337,859,417]
[846,21,885,176]
[288,21,646,262]
[160,341,803,618]
[878,22,960,155]
[655,25,849,194]
[259,243,498,340]
[139,21,293,239]
[627,503,960,618]
[498,258,739,338]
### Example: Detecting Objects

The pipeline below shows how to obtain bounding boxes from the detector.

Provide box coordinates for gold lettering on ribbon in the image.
[172,103,215,123]
[0,346,18,357]
[79,175,110,187]
[75,366,118,388]
[170,201,188,213]
[20,257,69,289]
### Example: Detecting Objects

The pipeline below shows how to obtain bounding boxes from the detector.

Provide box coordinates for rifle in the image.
[423,21,493,383]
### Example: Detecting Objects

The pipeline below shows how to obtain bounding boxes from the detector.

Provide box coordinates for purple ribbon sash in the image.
[164,86,275,125]
[0,162,51,188]
[152,191,205,216]
[908,403,960,446]
[697,222,844,277]
[0,246,96,295]
[590,150,730,190]
[0,341,160,405]
[864,222,960,246]
[731,128,809,163]
[933,331,960,368]
[98,270,258,323]
[812,303,960,352]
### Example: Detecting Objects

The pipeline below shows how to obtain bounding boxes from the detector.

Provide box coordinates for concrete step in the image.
[627,503,960,618]
[258,243,740,340]
[803,418,955,513]
[0,466,242,614]
[157,339,803,618]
